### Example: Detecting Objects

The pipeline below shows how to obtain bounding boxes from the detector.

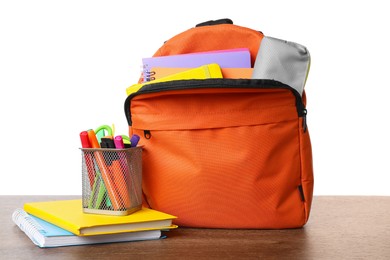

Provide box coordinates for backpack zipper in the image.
[143,130,152,139]
[124,78,307,130]
[302,108,307,132]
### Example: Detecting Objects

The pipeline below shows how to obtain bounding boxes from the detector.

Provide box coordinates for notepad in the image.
[142,48,251,82]
[24,199,177,236]
[127,63,223,95]
[12,208,162,248]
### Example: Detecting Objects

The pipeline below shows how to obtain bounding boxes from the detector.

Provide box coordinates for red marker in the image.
[80,131,95,188]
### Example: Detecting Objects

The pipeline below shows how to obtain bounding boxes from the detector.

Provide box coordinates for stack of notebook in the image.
[12,199,177,248]
[126,48,254,96]
[126,43,310,97]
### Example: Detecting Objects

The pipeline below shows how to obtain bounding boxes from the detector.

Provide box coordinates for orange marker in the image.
[87,130,123,210]
[101,137,130,209]
[87,129,100,149]
[110,160,131,209]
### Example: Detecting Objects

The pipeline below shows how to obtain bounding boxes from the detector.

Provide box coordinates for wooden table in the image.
[1,196,389,259]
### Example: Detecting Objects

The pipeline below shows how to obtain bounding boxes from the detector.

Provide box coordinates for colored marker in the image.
[111,160,131,208]
[89,158,111,209]
[121,135,132,148]
[80,131,92,148]
[87,129,100,149]
[114,135,140,206]
[121,135,131,144]
[80,131,95,188]
[130,134,140,147]
[94,149,123,210]
[87,130,122,210]
[101,137,129,209]
[114,136,125,149]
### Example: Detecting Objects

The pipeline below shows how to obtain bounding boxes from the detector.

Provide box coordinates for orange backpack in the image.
[124,19,314,229]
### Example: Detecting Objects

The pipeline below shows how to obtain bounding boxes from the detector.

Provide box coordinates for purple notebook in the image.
[142,48,251,82]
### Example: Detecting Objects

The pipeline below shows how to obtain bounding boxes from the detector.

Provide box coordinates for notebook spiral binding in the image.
[12,209,43,246]
[143,70,156,82]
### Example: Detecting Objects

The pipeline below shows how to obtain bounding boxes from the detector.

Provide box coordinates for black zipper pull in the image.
[302,109,307,133]
[144,130,151,139]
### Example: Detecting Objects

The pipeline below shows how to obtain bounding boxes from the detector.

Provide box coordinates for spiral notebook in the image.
[12,208,163,248]
[142,48,251,82]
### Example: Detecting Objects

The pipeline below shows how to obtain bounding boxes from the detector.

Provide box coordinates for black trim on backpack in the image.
[124,78,306,127]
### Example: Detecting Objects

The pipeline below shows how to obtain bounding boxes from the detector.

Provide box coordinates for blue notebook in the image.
[12,208,162,248]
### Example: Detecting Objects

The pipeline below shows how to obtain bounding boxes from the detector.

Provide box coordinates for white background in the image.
[1,0,389,195]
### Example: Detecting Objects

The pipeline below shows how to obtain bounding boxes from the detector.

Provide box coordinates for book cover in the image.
[12,209,163,248]
[150,67,254,80]
[142,48,251,82]
[23,199,177,236]
[127,63,223,95]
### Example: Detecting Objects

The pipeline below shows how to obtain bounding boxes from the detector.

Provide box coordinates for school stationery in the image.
[127,63,223,95]
[142,48,250,82]
[24,199,177,236]
[81,126,141,215]
[81,130,112,209]
[94,124,131,145]
[98,140,132,210]
[252,36,311,96]
[82,148,142,215]
[150,67,253,80]
[12,208,163,248]
[79,131,95,187]
[86,129,124,211]
[88,170,107,210]
[124,19,313,229]
[114,135,126,149]
[95,124,114,143]
[129,134,140,147]
[112,136,142,206]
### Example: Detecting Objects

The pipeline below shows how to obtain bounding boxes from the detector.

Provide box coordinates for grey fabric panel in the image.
[252,36,310,96]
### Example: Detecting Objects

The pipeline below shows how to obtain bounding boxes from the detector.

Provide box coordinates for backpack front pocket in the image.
[125,79,312,228]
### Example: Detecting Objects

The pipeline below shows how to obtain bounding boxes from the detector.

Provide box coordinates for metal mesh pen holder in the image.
[81,147,142,216]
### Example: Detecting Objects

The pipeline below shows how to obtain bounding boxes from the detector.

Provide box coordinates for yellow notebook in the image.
[24,199,177,236]
[151,67,253,80]
[126,63,223,96]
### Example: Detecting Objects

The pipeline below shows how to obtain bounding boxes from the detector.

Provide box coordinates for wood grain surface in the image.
[1,196,389,259]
